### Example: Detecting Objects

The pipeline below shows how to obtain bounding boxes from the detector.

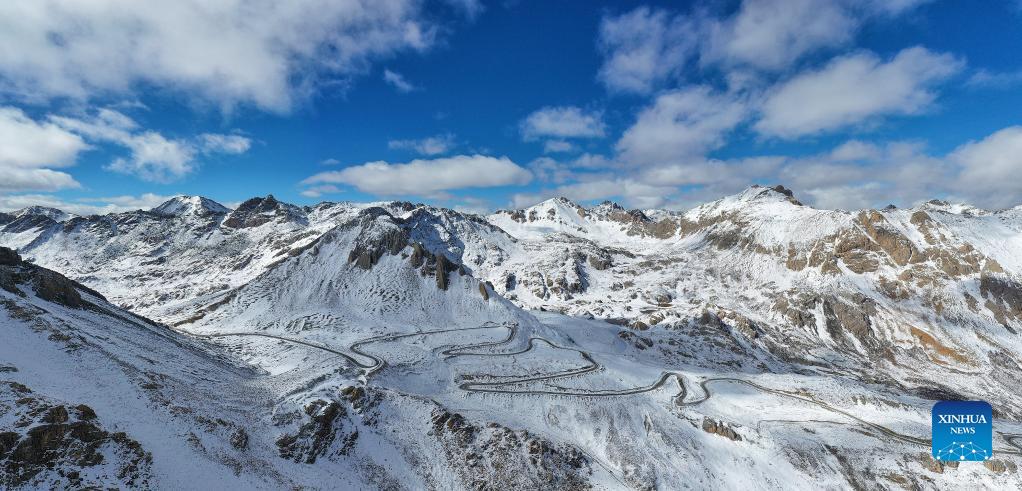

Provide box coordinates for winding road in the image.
[191,323,1022,456]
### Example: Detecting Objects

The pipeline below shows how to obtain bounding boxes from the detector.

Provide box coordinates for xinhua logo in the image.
[932,401,993,462]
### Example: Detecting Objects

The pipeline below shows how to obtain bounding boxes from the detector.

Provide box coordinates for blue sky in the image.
[2,0,1022,215]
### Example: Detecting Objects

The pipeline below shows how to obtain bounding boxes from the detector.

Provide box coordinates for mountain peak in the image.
[152,196,231,217]
[730,184,804,206]
[14,206,74,222]
[223,195,305,228]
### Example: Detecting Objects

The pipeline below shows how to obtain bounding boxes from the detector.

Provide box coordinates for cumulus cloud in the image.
[596,7,695,94]
[520,106,605,140]
[755,47,962,138]
[0,1,437,112]
[616,87,747,165]
[596,1,930,93]
[383,69,419,93]
[0,107,89,192]
[950,127,1022,209]
[741,129,1022,211]
[302,155,531,197]
[50,109,251,182]
[702,0,857,71]
[388,134,455,155]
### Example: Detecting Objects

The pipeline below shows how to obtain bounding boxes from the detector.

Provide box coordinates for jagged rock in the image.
[587,254,611,271]
[857,211,920,266]
[277,400,348,464]
[33,269,84,308]
[921,454,958,473]
[346,210,410,270]
[430,408,592,489]
[409,242,425,268]
[230,428,249,450]
[980,274,1022,330]
[478,282,490,301]
[701,418,742,441]
[823,295,880,351]
[436,254,452,291]
[2,402,150,488]
[0,246,20,266]
[984,459,1017,474]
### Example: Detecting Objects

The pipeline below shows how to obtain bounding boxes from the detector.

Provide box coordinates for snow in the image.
[3,185,1022,488]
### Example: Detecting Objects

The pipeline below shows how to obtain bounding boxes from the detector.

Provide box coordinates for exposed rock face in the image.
[0,246,97,309]
[701,418,742,441]
[277,400,354,464]
[0,385,151,489]
[856,211,920,267]
[985,459,1018,474]
[430,409,592,490]
[33,269,84,308]
[435,253,453,291]
[223,195,304,229]
[344,208,411,270]
[980,275,1022,330]
[0,247,20,266]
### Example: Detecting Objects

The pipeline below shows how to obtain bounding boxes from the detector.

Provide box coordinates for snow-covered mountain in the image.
[3,187,1022,488]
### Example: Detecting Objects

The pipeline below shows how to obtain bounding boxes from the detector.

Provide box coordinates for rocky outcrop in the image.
[1,386,151,489]
[984,459,1018,474]
[701,418,742,441]
[980,274,1022,331]
[276,400,357,464]
[223,195,305,229]
[430,409,592,490]
[435,253,454,291]
[0,246,100,309]
[0,247,20,266]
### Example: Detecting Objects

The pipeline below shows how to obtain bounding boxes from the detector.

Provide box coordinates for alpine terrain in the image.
[2,185,1021,489]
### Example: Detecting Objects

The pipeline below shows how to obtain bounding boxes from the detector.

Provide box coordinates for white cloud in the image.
[0,107,88,192]
[520,106,605,140]
[616,87,747,165]
[0,1,437,112]
[950,126,1022,209]
[300,184,342,199]
[105,131,197,182]
[755,47,962,138]
[966,69,1022,89]
[199,133,252,154]
[0,107,89,169]
[596,1,931,93]
[303,155,531,197]
[596,7,694,94]
[0,192,173,215]
[0,169,81,193]
[703,0,857,71]
[383,69,419,93]
[51,109,250,182]
[388,134,455,155]
[320,158,341,166]
[543,140,576,153]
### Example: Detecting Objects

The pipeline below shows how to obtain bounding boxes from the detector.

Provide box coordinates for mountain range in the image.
[2,185,1021,488]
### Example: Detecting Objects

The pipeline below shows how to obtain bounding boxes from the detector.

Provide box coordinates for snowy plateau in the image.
[2,185,1022,489]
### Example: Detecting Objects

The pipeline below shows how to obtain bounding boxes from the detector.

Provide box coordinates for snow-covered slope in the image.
[3,187,1022,488]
